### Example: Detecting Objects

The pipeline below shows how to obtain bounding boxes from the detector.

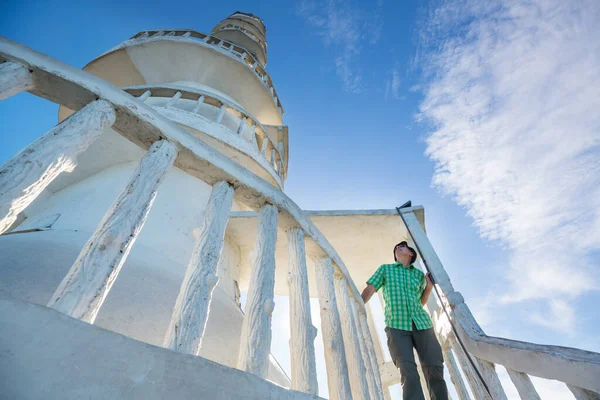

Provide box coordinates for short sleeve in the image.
[419,272,427,293]
[367,265,386,291]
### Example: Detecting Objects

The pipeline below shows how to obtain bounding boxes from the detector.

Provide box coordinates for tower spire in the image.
[211,11,268,66]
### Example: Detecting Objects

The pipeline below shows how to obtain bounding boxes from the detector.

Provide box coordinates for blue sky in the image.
[1,0,599,398]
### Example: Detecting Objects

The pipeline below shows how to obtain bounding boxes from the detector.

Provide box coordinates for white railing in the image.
[0,38,382,400]
[225,14,267,39]
[122,84,286,184]
[391,208,600,399]
[214,23,267,53]
[115,29,283,116]
[3,36,599,400]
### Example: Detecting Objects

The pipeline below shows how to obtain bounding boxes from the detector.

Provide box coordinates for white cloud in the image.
[418,0,600,334]
[386,64,401,99]
[298,0,384,93]
[531,299,577,335]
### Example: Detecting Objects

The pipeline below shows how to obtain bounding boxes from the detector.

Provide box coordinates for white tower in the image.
[0,12,599,400]
[1,11,290,384]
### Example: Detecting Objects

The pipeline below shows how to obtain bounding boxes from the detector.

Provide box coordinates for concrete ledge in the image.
[0,297,322,400]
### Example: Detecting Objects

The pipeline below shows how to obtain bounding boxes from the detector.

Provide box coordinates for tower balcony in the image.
[221,12,267,41]
[211,23,268,65]
[87,29,283,125]
[120,84,288,188]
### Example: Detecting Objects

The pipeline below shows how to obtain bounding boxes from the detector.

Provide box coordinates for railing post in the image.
[568,385,600,400]
[166,91,182,108]
[365,304,392,400]
[286,227,318,395]
[0,100,116,234]
[237,116,247,135]
[261,138,269,155]
[449,334,492,400]
[475,358,508,400]
[506,369,540,400]
[0,61,34,100]
[335,275,370,400]
[47,140,178,323]
[215,104,227,124]
[250,124,257,147]
[163,181,234,355]
[139,90,152,102]
[442,344,472,400]
[355,303,383,400]
[237,204,278,378]
[193,95,205,113]
[314,257,353,400]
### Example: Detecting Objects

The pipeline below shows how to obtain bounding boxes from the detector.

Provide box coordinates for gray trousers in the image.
[385,323,448,400]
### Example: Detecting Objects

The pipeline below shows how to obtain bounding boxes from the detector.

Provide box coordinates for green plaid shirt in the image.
[367,262,433,331]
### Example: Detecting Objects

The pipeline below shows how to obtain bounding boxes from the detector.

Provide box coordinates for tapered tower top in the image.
[211,11,268,66]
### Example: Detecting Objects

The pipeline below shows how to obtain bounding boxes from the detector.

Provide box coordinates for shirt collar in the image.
[394,261,414,269]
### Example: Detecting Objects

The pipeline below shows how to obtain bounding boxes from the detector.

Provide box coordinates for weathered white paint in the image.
[2,32,598,400]
[166,91,182,107]
[1,297,319,400]
[358,309,384,400]
[449,335,492,400]
[355,303,381,400]
[568,385,600,400]
[250,124,257,146]
[286,228,319,395]
[314,257,353,400]
[443,346,472,400]
[47,140,178,322]
[0,99,116,234]
[366,304,392,400]
[164,180,235,355]
[238,204,278,378]
[505,368,540,400]
[193,95,205,113]
[216,104,226,123]
[139,90,151,101]
[335,275,370,400]
[475,358,507,400]
[0,61,34,100]
[237,116,247,135]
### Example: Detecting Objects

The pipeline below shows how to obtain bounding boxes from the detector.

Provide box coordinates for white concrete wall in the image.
[0,152,289,385]
[0,297,317,400]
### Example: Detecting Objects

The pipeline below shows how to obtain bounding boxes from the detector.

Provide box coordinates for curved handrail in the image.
[122,84,285,185]
[0,36,365,314]
[214,24,267,53]
[102,29,283,116]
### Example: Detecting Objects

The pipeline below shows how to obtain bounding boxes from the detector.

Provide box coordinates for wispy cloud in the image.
[298,0,384,93]
[418,0,600,334]
[385,64,401,99]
